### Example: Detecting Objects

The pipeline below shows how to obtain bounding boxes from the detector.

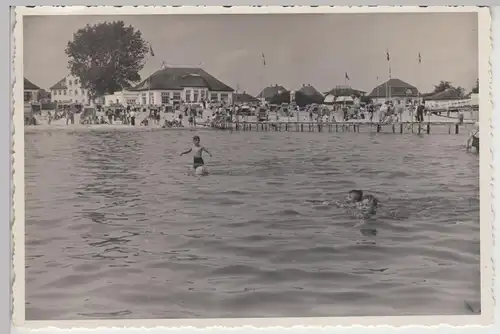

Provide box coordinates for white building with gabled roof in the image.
[49,74,91,105]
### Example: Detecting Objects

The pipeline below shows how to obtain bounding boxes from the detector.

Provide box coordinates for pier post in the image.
[301,124,304,132]
[426,123,430,134]
[455,124,459,134]
[336,124,338,132]
[392,124,395,133]
[400,123,403,134]
[376,124,381,133]
[418,123,421,135]
[448,124,451,134]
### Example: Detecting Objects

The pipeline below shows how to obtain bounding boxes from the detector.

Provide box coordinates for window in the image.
[58,90,61,95]
[52,90,57,96]
[149,92,154,105]
[220,93,228,102]
[126,99,136,105]
[69,90,73,96]
[142,93,147,105]
[75,79,78,85]
[69,80,72,86]
[185,90,191,102]
[173,92,181,101]
[161,92,169,105]
[75,89,79,95]
[24,91,31,102]
[193,90,199,102]
[64,90,67,95]
[200,90,206,100]
[210,92,218,101]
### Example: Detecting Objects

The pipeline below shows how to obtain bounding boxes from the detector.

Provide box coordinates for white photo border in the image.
[10,4,496,333]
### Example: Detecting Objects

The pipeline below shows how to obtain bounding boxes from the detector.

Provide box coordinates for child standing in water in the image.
[180,135,212,169]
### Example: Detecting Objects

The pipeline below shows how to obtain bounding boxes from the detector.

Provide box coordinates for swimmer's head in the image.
[346,190,363,203]
[360,195,379,214]
[193,135,201,145]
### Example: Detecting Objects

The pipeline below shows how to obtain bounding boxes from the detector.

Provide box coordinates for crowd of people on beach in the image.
[26,95,468,128]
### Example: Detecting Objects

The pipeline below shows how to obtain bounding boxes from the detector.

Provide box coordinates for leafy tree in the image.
[433,81,453,94]
[431,81,465,98]
[471,78,479,94]
[65,21,149,100]
[455,86,466,98]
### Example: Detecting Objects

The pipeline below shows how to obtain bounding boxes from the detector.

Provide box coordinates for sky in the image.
[23,13,478,96]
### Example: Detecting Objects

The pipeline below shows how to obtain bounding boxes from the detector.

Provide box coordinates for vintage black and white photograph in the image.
[13,6,492,327]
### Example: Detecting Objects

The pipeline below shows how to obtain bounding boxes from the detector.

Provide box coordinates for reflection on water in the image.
[25,129,480,320]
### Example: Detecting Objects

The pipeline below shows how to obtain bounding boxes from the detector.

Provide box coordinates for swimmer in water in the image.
[332,190,379,219]
[180,135,212,170]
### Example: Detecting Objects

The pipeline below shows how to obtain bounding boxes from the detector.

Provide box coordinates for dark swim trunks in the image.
[193,156,204,169]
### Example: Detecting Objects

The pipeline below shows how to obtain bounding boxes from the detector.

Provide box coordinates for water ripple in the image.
[25,130,480,320]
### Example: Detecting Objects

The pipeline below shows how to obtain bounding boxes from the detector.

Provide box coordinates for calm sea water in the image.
[25,128,480,320]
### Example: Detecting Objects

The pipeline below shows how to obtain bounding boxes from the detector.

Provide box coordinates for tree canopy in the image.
[471,78,479,94]
[432,80,465,98]
[65,21,149,99]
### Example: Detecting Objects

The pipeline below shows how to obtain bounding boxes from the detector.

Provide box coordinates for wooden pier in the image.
[214,120,475,135]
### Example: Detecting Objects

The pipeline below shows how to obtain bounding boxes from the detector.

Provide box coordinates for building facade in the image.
[104,90,139,106]
[24,78,40,103]
[368,78,422,105]
[49,74,90,105]
[130,67,234,105]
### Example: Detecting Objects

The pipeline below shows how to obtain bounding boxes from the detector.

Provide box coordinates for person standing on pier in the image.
[130,108,136,126]
[395,101,404,122]
[416,102,425,122]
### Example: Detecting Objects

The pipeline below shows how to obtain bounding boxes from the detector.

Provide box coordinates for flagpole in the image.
[386,49,391,103]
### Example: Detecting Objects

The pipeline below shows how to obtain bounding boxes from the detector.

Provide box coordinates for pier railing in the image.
[213,120,475,135]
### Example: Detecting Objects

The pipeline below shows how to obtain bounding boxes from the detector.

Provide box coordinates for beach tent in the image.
[334,96,354,104]
[323,94,335,104]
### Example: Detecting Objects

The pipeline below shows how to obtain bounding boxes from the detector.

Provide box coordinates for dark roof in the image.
[24,78,40,91]
[424,88,462,101]
[130,67,233,92]
[269,90,323,107]
[233,92,260,104]
[368,78,420,98]
[324,85,366,97]
[257,85,288,100]
[298,84,324,101]
[49,77,67,90]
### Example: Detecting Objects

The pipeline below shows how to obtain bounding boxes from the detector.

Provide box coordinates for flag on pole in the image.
[149,44,155,57]
[386,49,390,62]
[418,52,422,64]
[261,52,266,66]
[345,72,350,81]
